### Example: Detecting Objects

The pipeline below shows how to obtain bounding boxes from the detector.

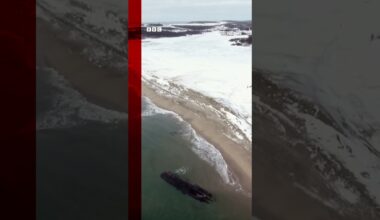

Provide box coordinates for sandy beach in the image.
[37,14,365,220]
[37,16,252,195]
[37,0,380,219]
[37,18,128,113]
[142,82,252,193]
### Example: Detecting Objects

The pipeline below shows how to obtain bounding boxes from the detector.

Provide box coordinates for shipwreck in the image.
[160,171,214,203]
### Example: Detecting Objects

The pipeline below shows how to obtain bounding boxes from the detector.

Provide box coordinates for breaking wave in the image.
[142,96,172,117]
[142,96,238,187]
[37,67,127,130]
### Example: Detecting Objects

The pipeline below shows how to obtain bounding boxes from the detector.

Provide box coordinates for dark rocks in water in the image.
[160,171,214,203]
[230,35,252,46]
[223,21,252,30]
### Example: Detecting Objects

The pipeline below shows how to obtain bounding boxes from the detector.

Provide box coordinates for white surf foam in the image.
[142,30,252,143]
[255,0,380,205]
[37,67,127,130]
[142,96,173,117]
[142,97,238,187]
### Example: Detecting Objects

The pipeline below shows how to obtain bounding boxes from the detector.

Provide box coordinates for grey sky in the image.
[142,0,251,23]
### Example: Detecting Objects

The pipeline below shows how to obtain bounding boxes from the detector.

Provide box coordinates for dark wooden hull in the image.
[160,171,213,203]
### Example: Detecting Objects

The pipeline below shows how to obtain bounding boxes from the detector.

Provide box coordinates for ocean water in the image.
[142,99,251,220]
[36,68,129,220]
[36,68,250,220]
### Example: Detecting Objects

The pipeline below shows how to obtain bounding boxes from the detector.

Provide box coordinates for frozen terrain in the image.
[36,1,252,219]
[254,0,380,218]
[37,0,128,72]
[37,0,127,55]
[142,22,252,144]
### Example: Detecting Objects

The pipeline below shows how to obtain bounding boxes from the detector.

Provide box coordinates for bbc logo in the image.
[146,26,162,32]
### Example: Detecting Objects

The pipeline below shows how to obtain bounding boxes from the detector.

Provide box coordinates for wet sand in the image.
[142,82,252,194]
[38,16,252,195]
[37,4,380,218]
[37,18,128,113]
[38,14,358,220]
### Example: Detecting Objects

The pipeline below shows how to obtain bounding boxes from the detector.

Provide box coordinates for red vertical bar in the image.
[0,1,36,219]
[128,0,142,218]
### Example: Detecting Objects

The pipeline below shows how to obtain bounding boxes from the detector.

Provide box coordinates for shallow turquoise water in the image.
[36,69,251,220]
[142,111,251,220]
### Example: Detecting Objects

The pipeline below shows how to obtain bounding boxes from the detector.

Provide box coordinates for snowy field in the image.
[142,25,252,142]
[254,0,380,207]
[37,0,127,51]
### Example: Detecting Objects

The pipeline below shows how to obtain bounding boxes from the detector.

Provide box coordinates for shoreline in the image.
[37,8,380,220]
[142,82,252,194]
[37,18,128,113]
[38,17,252,194]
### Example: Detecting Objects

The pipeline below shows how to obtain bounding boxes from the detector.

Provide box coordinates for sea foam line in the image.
[142,96,239,187]
[37,67,127,130]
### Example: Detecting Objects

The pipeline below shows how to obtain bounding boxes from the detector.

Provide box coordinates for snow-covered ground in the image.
[255,0,380,130]
[254,0,380,207]
[37,0,127,51]
[37,0,128,71]
[142,25,252,142]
